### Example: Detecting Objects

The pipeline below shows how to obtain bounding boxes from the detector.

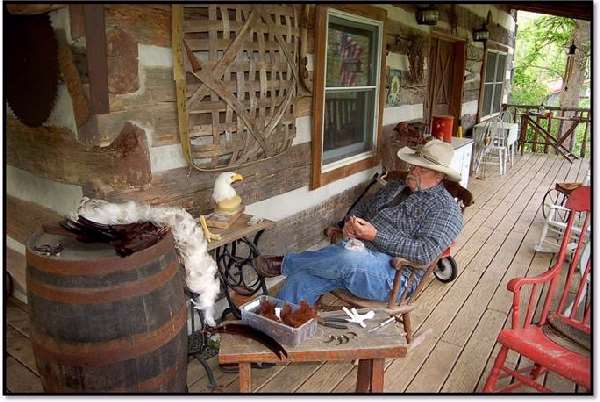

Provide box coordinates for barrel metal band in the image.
[25,233,175,276]
[31,304,187,368]
[27,259,180,304]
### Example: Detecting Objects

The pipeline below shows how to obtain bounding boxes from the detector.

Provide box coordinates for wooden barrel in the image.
[26,230,188,393]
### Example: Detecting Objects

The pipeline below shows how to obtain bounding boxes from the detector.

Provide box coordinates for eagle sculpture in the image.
[212,172,244,214]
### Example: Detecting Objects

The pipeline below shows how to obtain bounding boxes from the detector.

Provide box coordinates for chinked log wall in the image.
[6,5,514,265]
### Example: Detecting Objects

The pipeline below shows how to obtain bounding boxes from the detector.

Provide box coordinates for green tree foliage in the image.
[512,14,575,106]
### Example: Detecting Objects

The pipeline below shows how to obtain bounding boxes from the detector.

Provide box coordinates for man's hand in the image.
[343,219,357,239]
[349,216,377,241]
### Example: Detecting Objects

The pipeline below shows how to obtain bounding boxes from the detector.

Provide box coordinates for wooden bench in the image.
[218,309,409,393]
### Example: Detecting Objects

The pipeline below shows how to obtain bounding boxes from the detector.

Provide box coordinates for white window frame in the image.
[321,9,383,172]
[310,5,386,189]
[480,49,507,119]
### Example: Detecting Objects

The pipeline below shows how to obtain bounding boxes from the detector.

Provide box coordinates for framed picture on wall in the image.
[386,69,402,107]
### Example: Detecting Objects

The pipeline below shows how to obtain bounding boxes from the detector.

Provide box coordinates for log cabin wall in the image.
[5,4,515,302]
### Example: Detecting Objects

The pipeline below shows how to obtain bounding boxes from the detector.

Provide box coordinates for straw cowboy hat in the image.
[397,139,462,182]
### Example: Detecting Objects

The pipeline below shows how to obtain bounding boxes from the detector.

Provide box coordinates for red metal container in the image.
[431,115,454,143]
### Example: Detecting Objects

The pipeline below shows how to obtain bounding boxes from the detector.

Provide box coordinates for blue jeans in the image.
[276,241,415,305]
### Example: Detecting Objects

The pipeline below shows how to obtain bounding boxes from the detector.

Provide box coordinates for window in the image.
[311,6,386,189]
[480,49,507,118]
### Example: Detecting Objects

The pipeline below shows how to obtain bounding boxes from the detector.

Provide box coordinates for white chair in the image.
[535,176,590,253]
[474,116,507,177]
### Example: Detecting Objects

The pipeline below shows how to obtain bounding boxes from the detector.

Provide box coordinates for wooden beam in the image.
[7,118,152,187]
[84,4,109,114]
[508,3,591,21]
[6,4,65,14]
[171,5,191,166]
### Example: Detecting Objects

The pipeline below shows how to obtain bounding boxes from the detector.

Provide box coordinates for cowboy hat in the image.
[396,139,462,182]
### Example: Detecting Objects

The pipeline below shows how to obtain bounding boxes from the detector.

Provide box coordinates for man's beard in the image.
[406,174,422,191]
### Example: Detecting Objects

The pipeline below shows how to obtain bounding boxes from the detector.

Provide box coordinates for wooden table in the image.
[218,309,408,393]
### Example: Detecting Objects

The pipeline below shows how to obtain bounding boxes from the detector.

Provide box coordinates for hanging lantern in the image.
[415,6,439,26]
[472,27,490,42]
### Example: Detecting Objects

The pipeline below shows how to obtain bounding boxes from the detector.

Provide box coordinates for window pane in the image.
[484,52,497,83]
[495,54,507,83]
[482,83,494,117]
[326,14,379,87]
[323,89,375,165]
[492,83,503,114]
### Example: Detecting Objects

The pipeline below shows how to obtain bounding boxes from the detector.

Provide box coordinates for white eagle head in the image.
[212,172,244,203]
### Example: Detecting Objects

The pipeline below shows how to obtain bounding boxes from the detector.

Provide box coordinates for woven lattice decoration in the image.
[177,5,300,171]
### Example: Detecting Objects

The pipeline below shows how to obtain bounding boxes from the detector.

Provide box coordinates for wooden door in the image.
[425,36,465,136]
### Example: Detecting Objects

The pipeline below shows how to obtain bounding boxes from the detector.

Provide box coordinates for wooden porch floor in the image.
[6,152,590,394]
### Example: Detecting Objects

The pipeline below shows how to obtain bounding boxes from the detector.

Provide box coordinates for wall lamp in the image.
[473,10,492,42]
[472,27,489,42]
[415,6,439,26]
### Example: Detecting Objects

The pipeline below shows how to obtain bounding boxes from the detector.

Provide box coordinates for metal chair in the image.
[483,186,591,393]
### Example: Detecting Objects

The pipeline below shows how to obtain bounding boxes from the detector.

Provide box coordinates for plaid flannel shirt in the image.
[349,180,463,266]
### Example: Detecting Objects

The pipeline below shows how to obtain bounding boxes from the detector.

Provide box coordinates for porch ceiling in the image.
[508,2,592,21]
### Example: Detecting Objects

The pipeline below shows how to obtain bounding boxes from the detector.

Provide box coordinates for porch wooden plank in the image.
[187,363,238,392]
[455,154,537,245]
[405,340,462,392]
[7,299,30,338]
[440,308,507,392]
[331,365,358,392]
[221,363,289,393]
[295,361,355,392]
[465,159,562,314]
[6,357,43,393]
[255,362,323,392]
[6,326,38,375]
[576,158,590,183]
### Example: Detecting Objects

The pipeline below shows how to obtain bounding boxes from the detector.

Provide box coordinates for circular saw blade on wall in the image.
[6,10,59,127]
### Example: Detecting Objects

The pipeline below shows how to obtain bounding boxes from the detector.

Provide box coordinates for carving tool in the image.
[367,316,396,333]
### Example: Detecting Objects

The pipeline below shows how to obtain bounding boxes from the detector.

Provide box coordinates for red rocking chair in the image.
[483,186,591,393]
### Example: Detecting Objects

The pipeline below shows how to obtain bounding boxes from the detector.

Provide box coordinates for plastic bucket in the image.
[432,115,454,143]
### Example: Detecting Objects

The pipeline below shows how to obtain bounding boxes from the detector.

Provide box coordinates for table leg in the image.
[370,358,385,392]
[239,362,251,393]
[356,359,385,393]
[356,359,372,393]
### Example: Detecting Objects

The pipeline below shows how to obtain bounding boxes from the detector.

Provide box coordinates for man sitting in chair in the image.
[255,139,464,305]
